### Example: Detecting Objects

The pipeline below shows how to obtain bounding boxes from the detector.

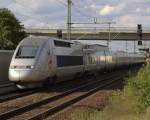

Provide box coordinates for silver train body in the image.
[9,36,145,89]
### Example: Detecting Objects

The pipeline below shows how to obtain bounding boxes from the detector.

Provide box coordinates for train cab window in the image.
[92,57,95,64]
[16,46,39,58]
[88,56,92,64]
[54,40,71,47]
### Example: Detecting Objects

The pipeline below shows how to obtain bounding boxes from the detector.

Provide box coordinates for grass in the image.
[71,65,150,120]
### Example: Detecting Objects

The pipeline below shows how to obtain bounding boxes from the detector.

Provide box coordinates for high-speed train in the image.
[9,36,145,89]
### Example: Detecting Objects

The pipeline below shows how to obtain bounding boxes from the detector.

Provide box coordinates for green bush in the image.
[71,65,150,120]
[126,66,150,112]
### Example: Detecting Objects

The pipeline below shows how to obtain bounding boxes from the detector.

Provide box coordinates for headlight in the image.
[26,65,34,69]
[10,65,34,69]
[10,66,16,69]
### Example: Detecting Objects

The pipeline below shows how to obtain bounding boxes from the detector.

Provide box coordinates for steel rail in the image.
[0,83,14,88]
[0,70,115,103]
[0,88,44,103]
[0,70,126,119]
[0,83,18,96]
[28,74,125,120]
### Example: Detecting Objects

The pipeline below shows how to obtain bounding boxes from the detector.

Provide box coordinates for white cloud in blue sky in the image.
[0,0,150,28]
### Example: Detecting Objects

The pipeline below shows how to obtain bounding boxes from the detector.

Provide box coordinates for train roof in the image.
[21,35,75,44]
[85,44,109,51]
[89,44,108,47]
[21,35,74,45]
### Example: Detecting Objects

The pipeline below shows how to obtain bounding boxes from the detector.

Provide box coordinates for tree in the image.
[0,8,26,50]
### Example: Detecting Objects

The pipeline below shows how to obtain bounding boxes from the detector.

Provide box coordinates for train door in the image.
[83,52,89,71]
[105,51,111,69]
[104,51,107,70]
[47,40,56,77]
[115,52,118,68]
[97,51,105,70]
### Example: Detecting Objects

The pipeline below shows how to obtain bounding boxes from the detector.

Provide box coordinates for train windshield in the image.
[15,46,39,58]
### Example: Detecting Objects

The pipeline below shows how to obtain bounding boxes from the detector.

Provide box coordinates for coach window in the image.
[88,56,92,64]
[92,56,94,64]
[99,56,101,63]
[94,57,96,64]
[57,56,83,67]
[54,40,71,47]
[98,51,104,62]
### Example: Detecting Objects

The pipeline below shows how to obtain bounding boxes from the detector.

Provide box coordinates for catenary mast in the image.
[67,0,72,40]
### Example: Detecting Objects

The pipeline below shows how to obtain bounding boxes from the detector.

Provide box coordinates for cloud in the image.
[0,0,150,28]
[115,14,150,27]
[0,0,67,27]
[116,15,135,26]
[99,3,126,17]
[99,5,115,15]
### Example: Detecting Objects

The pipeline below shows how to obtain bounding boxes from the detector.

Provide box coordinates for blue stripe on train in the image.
[57,55,83,67]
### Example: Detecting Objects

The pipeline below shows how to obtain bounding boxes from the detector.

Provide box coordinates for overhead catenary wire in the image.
[56,0,95,20]
[12,0,50,19]
[56,0,67,6]
[12,0,51,26]
[72,0,98,21]
[12,0,114,30]
[13,0,36,13]
[15,11,50,26]
[12,0,67,28]
[13,0,98,28]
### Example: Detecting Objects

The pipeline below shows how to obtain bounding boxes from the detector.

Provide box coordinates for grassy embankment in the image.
[71,65,150,120]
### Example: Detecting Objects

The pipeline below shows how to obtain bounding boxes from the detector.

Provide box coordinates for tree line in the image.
[0,8,26,50]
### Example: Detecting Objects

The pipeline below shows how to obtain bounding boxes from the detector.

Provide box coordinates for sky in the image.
[0,0,150,52]
[0,0,150,28]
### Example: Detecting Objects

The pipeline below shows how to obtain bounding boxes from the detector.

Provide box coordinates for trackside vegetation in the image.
[71,65,150,120]
[0,8,26,50]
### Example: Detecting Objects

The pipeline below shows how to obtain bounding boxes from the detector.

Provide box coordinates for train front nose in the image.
[9,69,32,82]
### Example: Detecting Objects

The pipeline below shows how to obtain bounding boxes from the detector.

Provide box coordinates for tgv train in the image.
[9,36,145,89]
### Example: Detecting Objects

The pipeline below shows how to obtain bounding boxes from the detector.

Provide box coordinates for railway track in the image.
[0,88,45,103]
[0,65,141,103]
[0,81,12,85]
[0,83,18,96]
[0,70,116,105]
[0,70,128,120]
[0,71,110,103]
[0,83,14,88]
